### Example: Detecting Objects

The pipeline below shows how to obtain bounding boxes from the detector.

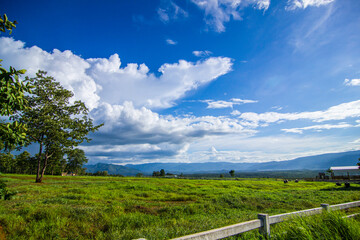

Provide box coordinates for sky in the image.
[1,0,360,165]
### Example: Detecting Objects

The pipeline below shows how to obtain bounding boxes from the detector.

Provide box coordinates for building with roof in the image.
[329,166,360,180]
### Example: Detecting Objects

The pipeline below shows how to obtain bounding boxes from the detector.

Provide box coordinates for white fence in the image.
[168,200,360,240]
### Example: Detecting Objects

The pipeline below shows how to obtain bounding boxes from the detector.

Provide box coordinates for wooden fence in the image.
[166,200,360,240]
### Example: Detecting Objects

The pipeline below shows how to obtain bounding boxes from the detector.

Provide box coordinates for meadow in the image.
[1,174,360,240]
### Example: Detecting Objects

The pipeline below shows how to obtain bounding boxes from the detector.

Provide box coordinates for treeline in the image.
[0,148,88,176]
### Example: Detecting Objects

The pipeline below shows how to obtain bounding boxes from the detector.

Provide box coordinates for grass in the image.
[1,174,360,239]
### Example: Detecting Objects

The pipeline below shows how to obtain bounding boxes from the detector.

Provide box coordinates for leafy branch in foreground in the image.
[0,13,33,150]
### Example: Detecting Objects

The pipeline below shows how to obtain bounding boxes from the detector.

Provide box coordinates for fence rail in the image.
[168,200,360,240]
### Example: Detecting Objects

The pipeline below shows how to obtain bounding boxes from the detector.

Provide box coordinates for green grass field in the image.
[1,174,360,240]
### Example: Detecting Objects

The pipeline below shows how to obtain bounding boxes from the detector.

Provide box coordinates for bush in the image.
[0,178,16,200]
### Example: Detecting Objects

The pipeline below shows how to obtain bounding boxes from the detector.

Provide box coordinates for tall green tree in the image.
[17,71,102,183]
[229,170,235,177]
[0,14,33,150]
[66,148,88,175]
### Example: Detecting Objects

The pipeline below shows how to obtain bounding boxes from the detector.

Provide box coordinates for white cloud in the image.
[158,1,188,23]
[203,98,257,109]
[186,134,357,163]
[286,0,335,10]
[191,0,270,32]
[282,122,358,134]
[240,100,360,125]
[0,37,100,110]
[231,98,258,104]
[166,39,177,45]
[231,110,241,115]
[344,78,360,86]
[0,37,232,110]
[85,101,256,163]
[193,50,213,57]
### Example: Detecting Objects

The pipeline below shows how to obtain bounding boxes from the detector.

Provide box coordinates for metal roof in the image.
[330,166,360,172]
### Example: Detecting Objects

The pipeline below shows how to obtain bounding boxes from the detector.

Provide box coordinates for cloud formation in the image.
[166,39,177,45]
[203,98,258,109]
[286,0,335,10]
[193,50,213,57]
[0,37,232,110]
[157,0,188,23]
[86,101,255,163]
[282,122,359,134]
[344,78,360,86]
[191,0,270,32]
[239,100,360,125]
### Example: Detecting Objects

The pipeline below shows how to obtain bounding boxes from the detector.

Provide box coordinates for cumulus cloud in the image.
[191,0,270,32]
[193,50,213,57]
[0,37,240,164]
[0,37,100,110]
[84,101,256,163]
[166,39,177,45]
[231,110,241,115]
[344,78,360,86]
[282,122,358,134]
[286,0,335,10]
[203,98,257,109]
[0,37,232,110]
[239,100,360,125]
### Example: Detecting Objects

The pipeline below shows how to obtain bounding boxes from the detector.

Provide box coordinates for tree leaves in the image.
[17,71,102,182]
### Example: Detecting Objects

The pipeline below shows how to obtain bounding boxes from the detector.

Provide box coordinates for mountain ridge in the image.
[85,150,360,175]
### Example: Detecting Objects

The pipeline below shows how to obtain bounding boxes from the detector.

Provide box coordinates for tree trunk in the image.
[35,143,43,183]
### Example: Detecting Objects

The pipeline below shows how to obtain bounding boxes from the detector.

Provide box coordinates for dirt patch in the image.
[0,226,7,240]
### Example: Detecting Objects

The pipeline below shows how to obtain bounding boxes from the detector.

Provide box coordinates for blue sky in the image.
[1,0,360,164]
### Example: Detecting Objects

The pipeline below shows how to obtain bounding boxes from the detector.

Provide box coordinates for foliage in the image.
[1,175,360,239]
[66,149,88,175]
[0,14,33,150]
[16,71,102,182]
[0,14,17,34]
[229,169,235,177]
[0,178,16,200]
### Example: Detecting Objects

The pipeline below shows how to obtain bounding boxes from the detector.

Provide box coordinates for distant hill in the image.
[86,150,360,176]
[84,163,141,176]
[126,150,360,174]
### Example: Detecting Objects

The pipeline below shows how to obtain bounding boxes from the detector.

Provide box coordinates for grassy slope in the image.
[1,175,360,240]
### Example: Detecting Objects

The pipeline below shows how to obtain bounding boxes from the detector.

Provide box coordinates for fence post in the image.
[258,213,270,239]
[321,203,330,212]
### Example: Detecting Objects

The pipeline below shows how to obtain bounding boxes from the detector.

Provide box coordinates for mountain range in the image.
[85,150,360,176]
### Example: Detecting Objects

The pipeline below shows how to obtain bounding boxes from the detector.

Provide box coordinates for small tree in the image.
[66,148,88,175]
[229,170,235,177]
[17,71,102,183]
[160,169,165,177]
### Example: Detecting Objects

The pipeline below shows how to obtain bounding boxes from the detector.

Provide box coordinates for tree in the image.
[66,148,88,175]
[14,151,31,174]
[160,169,165,177]
[0,14,33,150]
[229,170,235,177]
[17,71,102,183]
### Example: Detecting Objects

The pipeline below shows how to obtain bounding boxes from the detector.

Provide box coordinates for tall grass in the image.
[272,212,360,240]
[1,174,360,239]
